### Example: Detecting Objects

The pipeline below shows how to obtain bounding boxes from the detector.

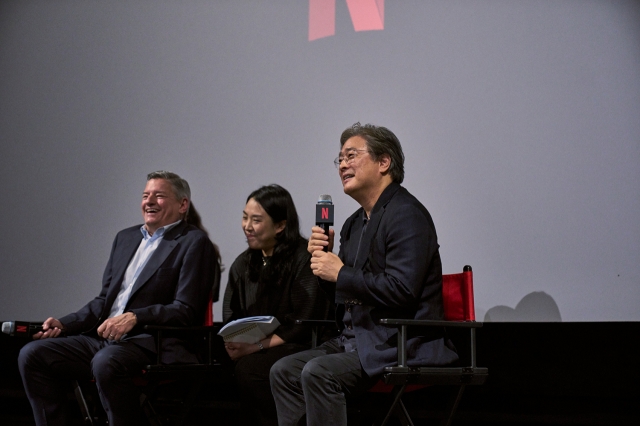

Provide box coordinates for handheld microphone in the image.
[1,321,44,338]
[315,194,334,252]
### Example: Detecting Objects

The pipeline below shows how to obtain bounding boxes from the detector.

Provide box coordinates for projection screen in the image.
[1,0,638,322]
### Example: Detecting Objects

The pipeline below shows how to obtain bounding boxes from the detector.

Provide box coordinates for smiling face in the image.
[338,135,390,203]
[141,178,189,235]
[242,197,286,257]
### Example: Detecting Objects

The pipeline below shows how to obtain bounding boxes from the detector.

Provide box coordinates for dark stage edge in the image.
[1,321,638,425]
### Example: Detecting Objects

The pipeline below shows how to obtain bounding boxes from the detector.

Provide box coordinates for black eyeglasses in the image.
[334,149,369,169]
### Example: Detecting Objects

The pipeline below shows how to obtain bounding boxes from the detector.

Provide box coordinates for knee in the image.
[300,359,327,381]
[269,357,285,380]
[270,356,293,384]
[18,340,47,374]
[90,348,124,382]
[300,359,336,392]
[91,349,110,379]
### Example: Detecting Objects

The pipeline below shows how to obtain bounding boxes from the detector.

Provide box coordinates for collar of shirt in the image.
[140,219,182,242]
[108,220,182,319]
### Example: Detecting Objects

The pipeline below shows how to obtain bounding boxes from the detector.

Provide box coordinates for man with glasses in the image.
[270,123,458,426]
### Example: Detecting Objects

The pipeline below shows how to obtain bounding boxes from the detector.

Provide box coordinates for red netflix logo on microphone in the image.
[316,204,334,225]
[309,0,385,41]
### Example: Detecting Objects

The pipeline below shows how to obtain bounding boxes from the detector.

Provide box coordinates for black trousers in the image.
[269,338,378,426]
[18,335,153,426]
[228,342,308,426]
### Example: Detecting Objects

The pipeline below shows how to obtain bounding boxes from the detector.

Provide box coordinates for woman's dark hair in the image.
[186,200,222,269]
[245,184,303,287]
[185,200,206,234]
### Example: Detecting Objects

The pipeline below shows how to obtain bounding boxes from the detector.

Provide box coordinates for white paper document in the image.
[218,316,280,343]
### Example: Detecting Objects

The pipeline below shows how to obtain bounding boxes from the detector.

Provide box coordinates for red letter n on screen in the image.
[309,0,385,41]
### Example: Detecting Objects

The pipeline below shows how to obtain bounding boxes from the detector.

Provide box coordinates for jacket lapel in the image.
[106,229,143,302]
[353,182,401,270]
[128,221,187,297]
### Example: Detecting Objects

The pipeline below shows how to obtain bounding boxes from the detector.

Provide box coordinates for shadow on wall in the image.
[483,291,562,322]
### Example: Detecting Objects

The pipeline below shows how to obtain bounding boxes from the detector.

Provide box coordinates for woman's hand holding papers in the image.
[224,341,260,360]
[224,333,286,360]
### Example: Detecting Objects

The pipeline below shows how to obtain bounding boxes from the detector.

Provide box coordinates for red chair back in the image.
[442,266,475,321]
[204,290,214,326]
[369,266,475,393]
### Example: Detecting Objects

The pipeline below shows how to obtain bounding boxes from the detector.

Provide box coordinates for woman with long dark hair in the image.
[222,184,329,426]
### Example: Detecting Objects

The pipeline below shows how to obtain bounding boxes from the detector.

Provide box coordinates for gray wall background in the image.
[1,0,638,323]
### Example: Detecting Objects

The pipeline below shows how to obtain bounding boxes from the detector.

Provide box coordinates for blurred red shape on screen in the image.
[309,0,384,41]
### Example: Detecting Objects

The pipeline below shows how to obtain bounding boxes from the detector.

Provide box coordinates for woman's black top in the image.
[222,238,329,344]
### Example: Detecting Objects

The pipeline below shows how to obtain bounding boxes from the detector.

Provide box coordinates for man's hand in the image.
[97,312,137,341]
[310,250,343,282]
[224,341,261,361]
[32,317,64,340]
[308,226,335,254]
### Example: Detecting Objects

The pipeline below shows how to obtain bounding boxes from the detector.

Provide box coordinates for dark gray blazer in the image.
[59,221,220,364]
[326,182,458,376]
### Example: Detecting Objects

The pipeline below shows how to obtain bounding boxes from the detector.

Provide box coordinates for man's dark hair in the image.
[340,122,405,184]
[245,184,304,289]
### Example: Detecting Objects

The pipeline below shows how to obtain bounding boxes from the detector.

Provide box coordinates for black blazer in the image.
[327,182,458,376]
[59,221,220,364]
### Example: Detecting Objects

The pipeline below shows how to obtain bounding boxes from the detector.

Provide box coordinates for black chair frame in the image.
[74,323,228,426]
[296,314,488,425]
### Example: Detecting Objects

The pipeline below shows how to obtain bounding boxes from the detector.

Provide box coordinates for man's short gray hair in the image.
[146,170,191,205]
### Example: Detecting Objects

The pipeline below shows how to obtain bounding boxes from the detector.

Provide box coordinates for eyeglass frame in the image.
[333,148,370,169]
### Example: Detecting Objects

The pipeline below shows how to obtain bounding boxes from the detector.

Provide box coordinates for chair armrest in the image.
[143,325,221,332]
[294,319,335,326]
[378,318,483,328]
[294,320,336,348]
[377,319,483,368]
[143,323,223,365]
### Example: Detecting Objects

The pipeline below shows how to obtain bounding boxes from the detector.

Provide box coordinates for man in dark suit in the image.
[18,170,220,426]
[270,123,458,426]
